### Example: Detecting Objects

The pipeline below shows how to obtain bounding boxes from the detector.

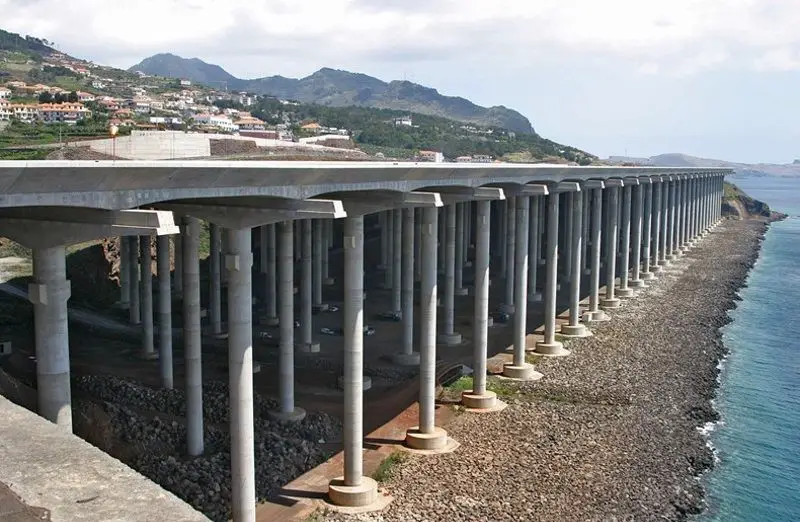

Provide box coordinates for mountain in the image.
[128,54,535,133]
[610,153,800,178]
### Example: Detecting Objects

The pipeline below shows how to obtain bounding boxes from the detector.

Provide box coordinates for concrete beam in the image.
[157,199,346,229]
[0,207,178,229]
[430,187,506,204]
[552,181,582,193]
[605,178,625,188]
[335,191,443,216]
[583,179,606,189]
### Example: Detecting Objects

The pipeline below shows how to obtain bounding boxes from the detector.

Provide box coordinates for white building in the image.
[0,89,10,100]
[91,80,106,90]
[395,116,413,127]
[180,79,192,86]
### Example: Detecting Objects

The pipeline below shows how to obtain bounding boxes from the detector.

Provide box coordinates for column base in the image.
[267,407,307,423]
[327,476,379,508]
[629,279,646,289]
[297,341,321,353]
[641,271,656,280]
[461,390,499,410]
[559,323,590,337]
[502,362,543,381]
[498,303,515,314]
[600,297,621,310]
[437,332,462,346]
[528,292,543,303]
[455,287,469,296]
[391,352,420,366]
[337,376,372,391]
[582,309,609,323]
[259,316,280,326]
[405,426,452,452]
[534,341,570,357]
[652,264,664,273]
[666,254,678,261]
[616,287,635,298]
[324,277,336,286]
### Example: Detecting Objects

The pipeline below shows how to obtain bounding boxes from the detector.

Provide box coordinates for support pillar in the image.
[617,185,634,298]
[462,200,499,409]
[438,204,461,345]
[629,182,645,288]
[500,197,516,314]
[173,233,182,294]
[504,196,542,378]
[140,235,156,359]
[641,181,655,279]
[227,228,256,522]
[528,196,542,302]
[379,212,388,270]
[406,206,452,450]
[393,208,419,366]
[600,185,621,309]
[454,203,467,296]
[262,224,279,325]
[391,209,402,313]
[651,180,663,273]
[128,235,140,324]
[581,190,591,275]
[182,216,203,456]
[118,237,130,309]
[413,209,421,282]
[209,223,223,337]
[323,220,334,285]
[667,179,677,261]
[561,188,589,337]
[30,245,72,431]
[385,210,395,288]
[300,219,319,353]
[535,191,569,356]
[157,235,173,389]
[313,220,328,311]
[270,221,305,423]
[583,186,608,322]
[327,215,379,507]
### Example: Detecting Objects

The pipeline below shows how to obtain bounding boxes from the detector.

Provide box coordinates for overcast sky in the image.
[3,0,799,163]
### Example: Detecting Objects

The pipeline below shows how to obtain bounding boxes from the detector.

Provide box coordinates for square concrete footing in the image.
[534,341,571,357]
[600,298,621,310]
[326,476,386,511]
[460,390,506,412]
[559,324,591,338]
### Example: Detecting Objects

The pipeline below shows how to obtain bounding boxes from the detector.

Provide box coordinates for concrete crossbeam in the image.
[157,199,346,229]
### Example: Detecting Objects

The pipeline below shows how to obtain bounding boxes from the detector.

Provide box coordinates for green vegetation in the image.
[0,29,51,61]
[445,375,521,399]
[372,451,409,482]
[0,120,112,148]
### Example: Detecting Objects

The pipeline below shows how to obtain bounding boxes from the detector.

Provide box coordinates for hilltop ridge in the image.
[129,53,535,134]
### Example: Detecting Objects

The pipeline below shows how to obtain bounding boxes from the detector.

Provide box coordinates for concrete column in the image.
[651,181,662,273]
[504,196,541,379]
[454,203,467,296]
[461,200,498,409]
[464,202,472,266]
[323,220,334,285]
[260,226,277,325]
[30,245,72,430]
[394,208,419,365]
[538,201,546,267]
[583,187,608,322]
[140,235,156,359]
[226,228,256,522]
[660,180,669,264]
[629,183,645,288]
[119,237,130,309]
[221,229,229,286]
[313,220,326,310]
[563,192,573,284]
[128,235,140,324]
[300,219,319,353]
[437,207,445,275]
[581,190,591,275]
[209,223,223,337]
[438,204,461,345]
[562,188,588,337]
[535,191,569,356]
[414,208,421,282]
[173,233,182,294]
[156,235,173,389]
[405,206,452,451]
[499,201,507,278]
[601,185,621,309]
[294,220,302,261]
[677,178,686,250]
[327,215,379,508]
[391,209,402,313]
[642,182,654,279]
[270,221,305,423]
[528,196,542,302]
[617,185,634,298]
[501,197,516,313]
[385,210,394,288]
[379,211,388,269]
[667,179,677,260]
[182,216,203,456]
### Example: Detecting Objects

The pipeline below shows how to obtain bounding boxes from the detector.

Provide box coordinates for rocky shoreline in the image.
[324,218,769,522]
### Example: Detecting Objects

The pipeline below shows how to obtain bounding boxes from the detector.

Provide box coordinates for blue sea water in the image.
[701,177,800,522]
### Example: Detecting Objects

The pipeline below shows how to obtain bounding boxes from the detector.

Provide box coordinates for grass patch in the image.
[372,450,408,482]
[445,375,473,392]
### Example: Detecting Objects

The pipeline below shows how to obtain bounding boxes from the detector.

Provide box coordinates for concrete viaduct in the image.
[0,161,730,521]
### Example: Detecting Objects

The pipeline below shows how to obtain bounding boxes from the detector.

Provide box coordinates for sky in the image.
[2,0,800,163]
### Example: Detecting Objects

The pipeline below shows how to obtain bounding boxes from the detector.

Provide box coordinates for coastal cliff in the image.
[723,182,788,222]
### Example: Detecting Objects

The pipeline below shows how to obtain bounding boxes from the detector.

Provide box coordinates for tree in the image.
[67,91,78,103]
[38,91,53,103]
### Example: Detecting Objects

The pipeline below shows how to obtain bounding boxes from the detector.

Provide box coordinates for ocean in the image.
[701,177,800,521]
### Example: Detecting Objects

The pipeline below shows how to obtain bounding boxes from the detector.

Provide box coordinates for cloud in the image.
[2,0,800,76]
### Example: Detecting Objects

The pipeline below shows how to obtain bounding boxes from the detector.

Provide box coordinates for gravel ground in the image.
[72,375,342,522]
[325,218,767,522]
